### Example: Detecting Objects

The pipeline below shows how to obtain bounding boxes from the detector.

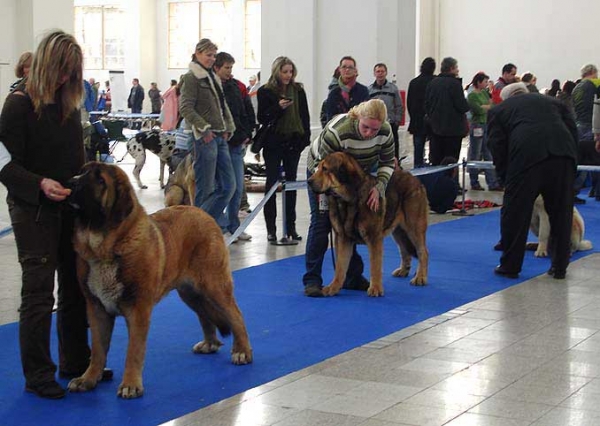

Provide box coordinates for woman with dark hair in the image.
[557,80,577,115]
[0,30,103,399]
[547,79,561,97]
[257,56,310,242]
[407,57,436,167]
[467,72,501,191]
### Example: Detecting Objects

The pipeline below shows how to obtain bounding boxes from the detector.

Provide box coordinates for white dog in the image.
[529,195,592,257]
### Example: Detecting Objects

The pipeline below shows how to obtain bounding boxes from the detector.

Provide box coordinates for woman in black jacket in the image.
[257,56,310,242]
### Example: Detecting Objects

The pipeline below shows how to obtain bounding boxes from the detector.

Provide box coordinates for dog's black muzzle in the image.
[65,169,91,209]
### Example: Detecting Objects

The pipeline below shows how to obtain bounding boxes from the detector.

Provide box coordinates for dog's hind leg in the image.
[159,160,167,189]
[177,285,223,354]
[322,234,353,296]
[391,227,413,278]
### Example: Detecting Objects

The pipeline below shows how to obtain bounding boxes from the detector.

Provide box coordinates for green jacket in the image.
[179,61,235,137]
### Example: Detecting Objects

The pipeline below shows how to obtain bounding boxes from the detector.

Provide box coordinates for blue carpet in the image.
[1,204,599,426]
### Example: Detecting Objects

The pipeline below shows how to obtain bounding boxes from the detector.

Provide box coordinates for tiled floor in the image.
[2,137,599,426]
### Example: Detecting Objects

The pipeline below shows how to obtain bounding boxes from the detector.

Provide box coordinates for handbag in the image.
[250,121,274,154]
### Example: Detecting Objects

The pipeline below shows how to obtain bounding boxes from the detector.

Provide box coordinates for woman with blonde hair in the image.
[302,98,395,297]
[10,51,33,92]
[179,38,236,221]
[0,30,104,399]
[257,56,310,242]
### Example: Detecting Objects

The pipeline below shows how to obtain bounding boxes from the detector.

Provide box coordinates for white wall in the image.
[423,0,600,89]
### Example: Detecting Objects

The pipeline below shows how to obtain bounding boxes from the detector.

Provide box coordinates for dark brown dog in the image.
[308,152,429,297]
[66,162,252,398]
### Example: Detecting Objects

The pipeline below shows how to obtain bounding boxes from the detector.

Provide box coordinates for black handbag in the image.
[250,121,274,154]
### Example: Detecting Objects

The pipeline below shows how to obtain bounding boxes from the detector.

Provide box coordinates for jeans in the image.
[467,124,499,188]
[219,143,245,233]
[412,133,427,168]
[303,168,364,288]
[193,135,235,221]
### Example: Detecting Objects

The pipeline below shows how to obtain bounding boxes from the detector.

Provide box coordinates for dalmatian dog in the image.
[126,129,176,189]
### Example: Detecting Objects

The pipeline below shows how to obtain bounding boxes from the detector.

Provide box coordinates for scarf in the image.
[338,76,357,104]
[275,84,304,137]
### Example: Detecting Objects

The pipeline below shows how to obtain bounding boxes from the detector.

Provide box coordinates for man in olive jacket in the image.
[488,83,578,280]
[424,57,469,165]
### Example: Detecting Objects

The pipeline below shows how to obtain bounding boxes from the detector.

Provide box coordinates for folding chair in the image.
[102,119,129,155]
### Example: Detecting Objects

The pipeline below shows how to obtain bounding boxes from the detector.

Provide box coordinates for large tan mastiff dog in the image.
[67,162,252,398]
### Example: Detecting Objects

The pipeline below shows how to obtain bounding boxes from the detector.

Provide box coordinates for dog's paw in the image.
[192,340,223,354]
[534,249,548,257]
[410,275,427,286]
[231,350,253,365]
[322,285,340,296]
[118,382,144,399]
[367,285,384,297]
[392,266,410,277]
[67,376,98,393]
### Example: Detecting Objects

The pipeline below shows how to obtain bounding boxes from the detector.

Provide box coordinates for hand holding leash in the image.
[367,187,380,212]
[41,178,71,201]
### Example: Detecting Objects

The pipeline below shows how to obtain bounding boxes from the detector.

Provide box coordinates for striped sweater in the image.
[307,114,395,196]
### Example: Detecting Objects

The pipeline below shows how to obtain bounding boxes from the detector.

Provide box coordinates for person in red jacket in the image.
[491,63,517,105]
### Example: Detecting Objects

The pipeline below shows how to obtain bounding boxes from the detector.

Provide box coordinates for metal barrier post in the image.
[272,166,298,246]
[452,157,474,217]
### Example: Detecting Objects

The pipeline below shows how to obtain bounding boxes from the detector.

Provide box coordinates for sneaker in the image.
[471,183,484,191]
[25,381,66,399]
[223,232,238,243]
[238,210,249,219]
[488,185,504,191]
[237,231,252,241]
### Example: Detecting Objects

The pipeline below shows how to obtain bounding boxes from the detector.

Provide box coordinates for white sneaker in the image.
[223,232,238,243]
[237,231,252,241]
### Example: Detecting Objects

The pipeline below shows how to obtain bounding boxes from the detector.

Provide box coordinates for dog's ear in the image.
[337,163,350,184]
[109,167,135,223]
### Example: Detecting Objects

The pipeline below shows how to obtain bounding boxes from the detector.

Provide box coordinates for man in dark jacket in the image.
[407,57,436,167]
[325,56,370,122]
[128,78,145,129]
[214,52,255,241]
[424,57,470,166]
[488,83,578,280]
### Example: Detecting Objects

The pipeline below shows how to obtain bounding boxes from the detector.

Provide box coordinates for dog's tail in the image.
[393,227,418,258]
[578,240,593,251]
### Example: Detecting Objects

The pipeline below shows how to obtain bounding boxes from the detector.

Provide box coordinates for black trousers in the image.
[429,133,463,165]
[500,157,575,273]
[390,122,400,160]
[263,141,301,236]
[8,198,90,386]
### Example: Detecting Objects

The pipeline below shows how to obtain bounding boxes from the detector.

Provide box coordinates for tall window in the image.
[168,1,233,69]
[244,0,261,69]
[74,6,126,70]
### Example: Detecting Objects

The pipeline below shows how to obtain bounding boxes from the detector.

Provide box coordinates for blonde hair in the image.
[26,30,83,121]
[15,51,33,78]
[348,99,387,122]
[191,38,218,61]
[266,56,300,92]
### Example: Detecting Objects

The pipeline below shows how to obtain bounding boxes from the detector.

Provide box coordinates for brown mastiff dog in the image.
[66,162,252,398]
[308,152,429,297]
